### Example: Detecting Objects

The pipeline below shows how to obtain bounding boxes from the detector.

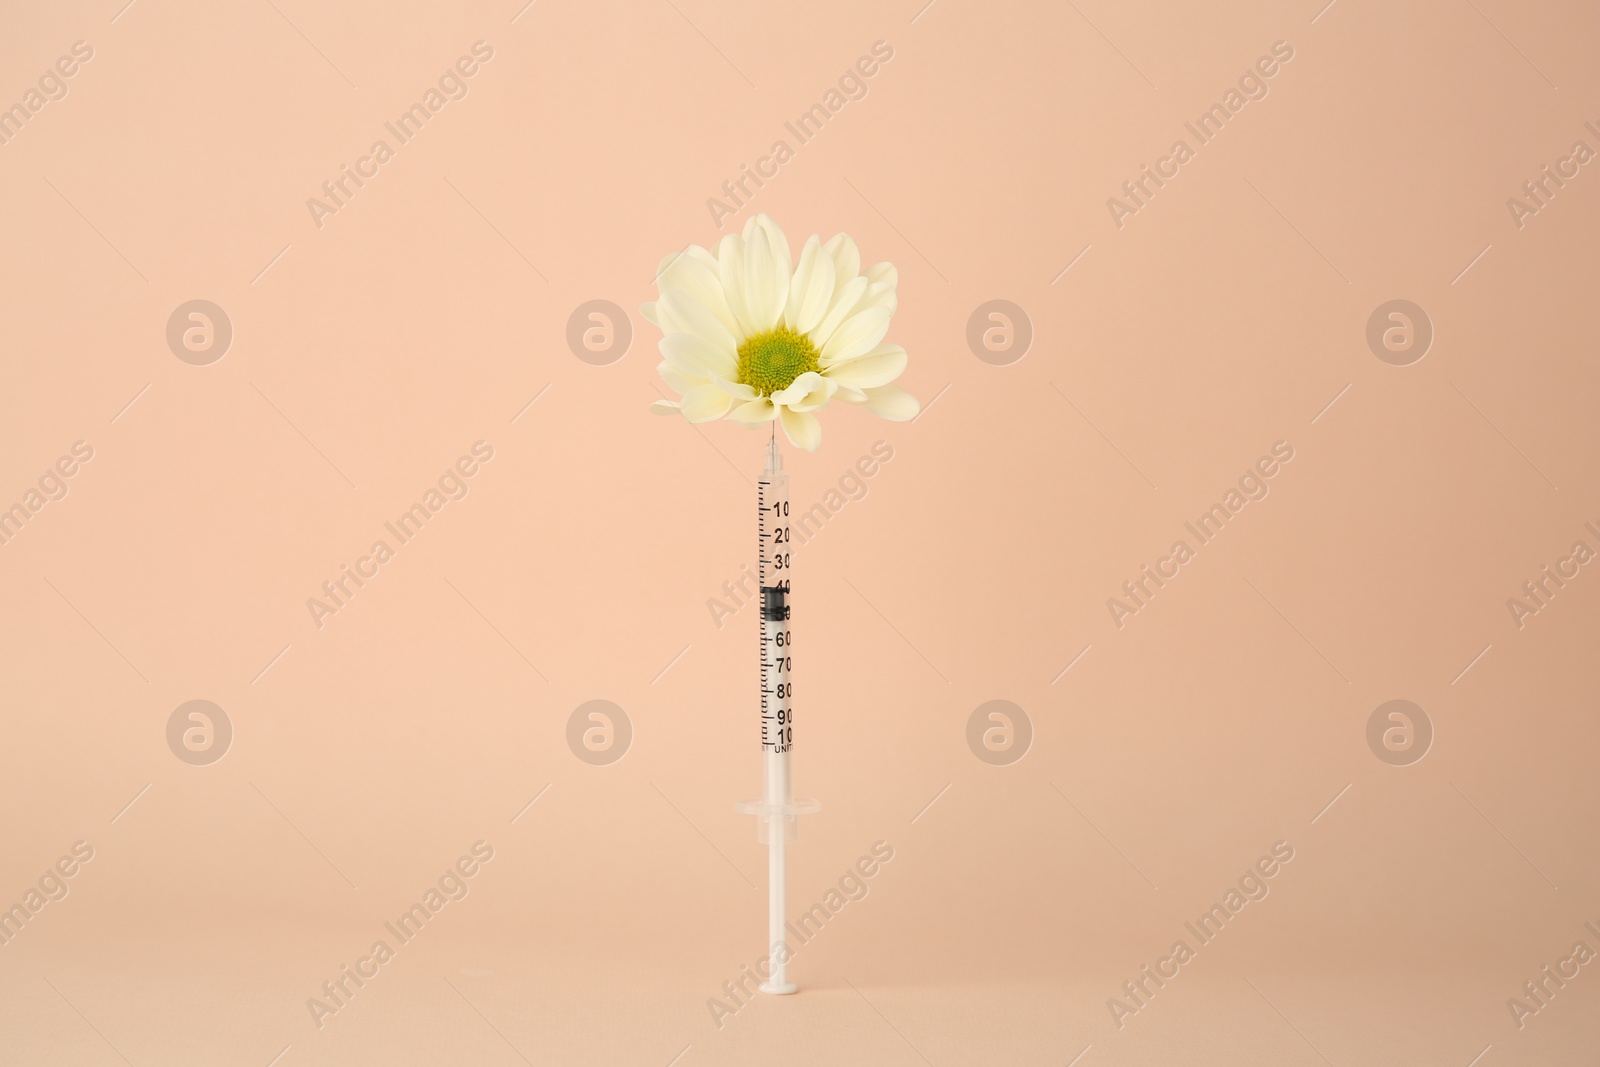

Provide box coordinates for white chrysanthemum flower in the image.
[642,214,919,452]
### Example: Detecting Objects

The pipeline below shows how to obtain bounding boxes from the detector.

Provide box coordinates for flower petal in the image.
[717,233,755,338]
[640,301,659,327]
[714,379,758,400]
[824,233,860,290]
[680,383,735,423]
[685,244,721,271]
[750,214,792,282]
[658,289,737,358]
[772,370,837,413]
[657,247,738,337]
[785,235,835,334]
[657,360,704,396]
[649,399,681,415]
[820,305,892,362]
[660,331,736,379]
[808,275,867,351]
[728,398,778,424]
[822,344,907,388]
[741,222,787,332]
[855,384,920,421]
[779,406,822,452]
[770,370,822,404]
[847,279,898,318]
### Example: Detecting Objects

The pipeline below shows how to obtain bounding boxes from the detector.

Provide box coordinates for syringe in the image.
[737,433,819,994]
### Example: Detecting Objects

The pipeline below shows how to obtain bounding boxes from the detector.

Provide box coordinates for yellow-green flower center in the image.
[737,326,819,396]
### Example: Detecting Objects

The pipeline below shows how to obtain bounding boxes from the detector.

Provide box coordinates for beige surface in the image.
[1,0,1597,1063]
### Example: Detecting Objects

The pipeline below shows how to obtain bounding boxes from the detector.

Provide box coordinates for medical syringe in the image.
[737,433,819,994]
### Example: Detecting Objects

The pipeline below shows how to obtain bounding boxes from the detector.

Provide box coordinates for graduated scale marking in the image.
[759,469,793,755]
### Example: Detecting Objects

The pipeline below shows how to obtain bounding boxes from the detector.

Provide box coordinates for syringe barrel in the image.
[758,444,793,760]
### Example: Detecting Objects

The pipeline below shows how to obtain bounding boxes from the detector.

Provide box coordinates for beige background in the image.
[1,0,1597,1063]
